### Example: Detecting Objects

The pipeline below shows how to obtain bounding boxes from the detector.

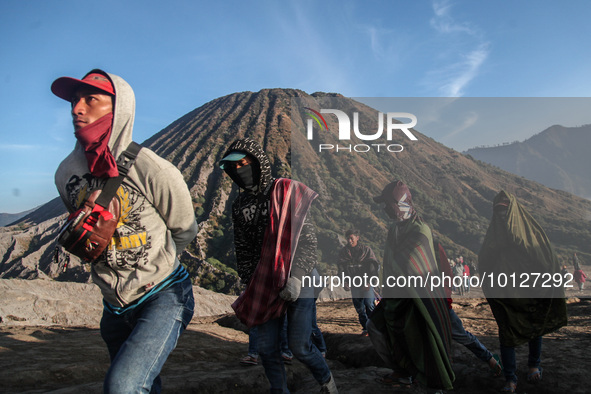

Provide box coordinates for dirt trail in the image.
[1,285,589,393]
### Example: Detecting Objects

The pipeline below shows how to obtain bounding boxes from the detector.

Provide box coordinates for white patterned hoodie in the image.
[55,69,198,307]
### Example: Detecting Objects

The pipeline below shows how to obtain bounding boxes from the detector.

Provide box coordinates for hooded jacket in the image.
[222,138,317,285]
[55,69,198,307]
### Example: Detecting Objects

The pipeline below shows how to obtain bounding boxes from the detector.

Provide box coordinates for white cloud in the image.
[425,0,490,97]
[439,44,490,97]
[367,27,382,58]
[430,0,477,35]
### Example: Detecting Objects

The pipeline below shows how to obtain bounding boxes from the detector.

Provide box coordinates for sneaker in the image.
[240,355,258,366]
[281,353,293,365]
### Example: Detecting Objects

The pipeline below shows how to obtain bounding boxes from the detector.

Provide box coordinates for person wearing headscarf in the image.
[479,190,567,392]
[572,252,581,270]
[573,266,587,292]
[367,180,454,391]
[220,138,337,393]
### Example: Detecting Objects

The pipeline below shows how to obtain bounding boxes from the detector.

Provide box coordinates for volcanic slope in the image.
[2,89,590,282]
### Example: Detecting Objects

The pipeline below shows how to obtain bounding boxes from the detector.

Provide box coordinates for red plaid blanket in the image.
[232,178,318,327]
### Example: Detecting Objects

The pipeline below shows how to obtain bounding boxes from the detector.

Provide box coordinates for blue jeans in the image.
[100,277,195,393]
[311,302,327,353]
[249,316,292,358]
[257,297,332,393]
[248,327,258,357]
[351,286,375,330]
[500,336,542,383]
[449,308,492,363]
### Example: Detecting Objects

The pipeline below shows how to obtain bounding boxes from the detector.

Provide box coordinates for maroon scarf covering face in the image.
[74,113,119,178]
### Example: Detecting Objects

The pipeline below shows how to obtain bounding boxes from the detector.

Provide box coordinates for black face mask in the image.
[226,163,260,192]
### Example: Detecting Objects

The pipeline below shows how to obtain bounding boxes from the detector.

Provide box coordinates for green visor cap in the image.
[219,151,247,169]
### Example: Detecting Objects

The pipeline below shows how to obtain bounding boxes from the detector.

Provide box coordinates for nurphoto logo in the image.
[305,107,418,153]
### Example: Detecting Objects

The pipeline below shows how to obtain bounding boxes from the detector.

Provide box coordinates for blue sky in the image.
[1,0,591,213]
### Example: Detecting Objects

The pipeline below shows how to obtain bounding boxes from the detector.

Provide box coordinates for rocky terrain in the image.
[1,278,589,393]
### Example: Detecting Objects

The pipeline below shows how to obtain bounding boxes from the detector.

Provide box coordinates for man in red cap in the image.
[52,69,198,393]
[368,180,454,392]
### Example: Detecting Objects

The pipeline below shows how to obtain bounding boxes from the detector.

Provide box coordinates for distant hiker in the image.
[560,264,568,277]
[463,261,471,293]
[453,258,465,295]
[468,259,478,278]
[367,180,454,392]
[337,228,379,336]
[52,69,198,393]
[572,252,581,270]
[574,267,587,292]
[561,265,569,281]
[220,138,337,393]
[435,242,502,377]
[479,191,567,393]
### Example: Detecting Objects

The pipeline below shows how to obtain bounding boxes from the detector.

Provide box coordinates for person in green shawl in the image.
[479,191,568,393]
[367,180,454,392]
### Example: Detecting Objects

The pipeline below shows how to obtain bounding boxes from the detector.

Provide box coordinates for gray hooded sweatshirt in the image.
[55,69,198,307]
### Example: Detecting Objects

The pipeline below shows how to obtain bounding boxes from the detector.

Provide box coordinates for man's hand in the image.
[279,277,301,302]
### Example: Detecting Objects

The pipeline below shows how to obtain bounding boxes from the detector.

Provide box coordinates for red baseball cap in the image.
[51,71,115,101]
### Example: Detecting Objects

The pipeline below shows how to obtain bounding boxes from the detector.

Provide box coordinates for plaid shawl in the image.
[232,178,318,327]
[479,191,567,346]
[373,215,454,390]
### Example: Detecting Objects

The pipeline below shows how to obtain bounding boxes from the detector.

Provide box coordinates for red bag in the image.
[57,190,120,262]
[57,142,141,262]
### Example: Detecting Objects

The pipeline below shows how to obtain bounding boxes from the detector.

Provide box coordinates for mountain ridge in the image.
[464,124,591,200]
[2,88,590,287]
[0,206,40,227]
